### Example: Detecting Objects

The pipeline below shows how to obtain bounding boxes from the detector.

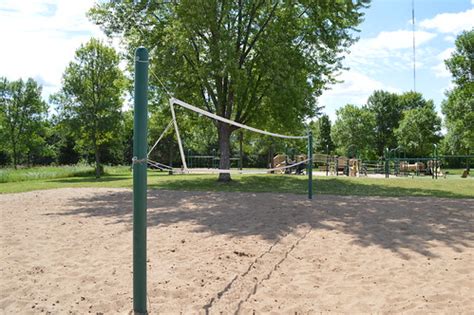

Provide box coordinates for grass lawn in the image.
[0,166,473,198]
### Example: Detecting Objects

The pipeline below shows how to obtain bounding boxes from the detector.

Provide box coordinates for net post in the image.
[169,99,188,170]
[133,47,148,315]
[307,131,313,199]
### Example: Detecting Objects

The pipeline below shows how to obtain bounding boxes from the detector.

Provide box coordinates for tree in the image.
[441,29,474,155]
[0,77,48,168]
[89,0,369,181]
[398,91,433,110]
[442,89,474,154]
[55,39,126,177]
[394,103,442,157]
[331,104,376,160]
[445,29,474,88]
[311,114,334,154]
[366,90,400,155]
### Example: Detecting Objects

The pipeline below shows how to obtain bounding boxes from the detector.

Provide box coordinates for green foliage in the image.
[54,39,126,177]
[0,77,49,168]
[331,104,376,159]
[366,90,400,155]
[441,29,474,155]
[441,89,474,155]
[394,103,442,157]
[311,114,334,153]
[398,91,433,110]
[445,29,474,88]
[89,0,369,180]
[0,165,95,183]
[122,110,134,164]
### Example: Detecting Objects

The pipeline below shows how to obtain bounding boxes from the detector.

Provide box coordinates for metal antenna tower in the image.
[412,0,416,91]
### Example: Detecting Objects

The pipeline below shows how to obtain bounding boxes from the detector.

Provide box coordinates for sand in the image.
[1,188,473,314]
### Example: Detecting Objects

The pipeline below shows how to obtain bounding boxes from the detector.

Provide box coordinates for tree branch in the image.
[240,0,262,64]
[182,53,219,111]
[241,2,278,65]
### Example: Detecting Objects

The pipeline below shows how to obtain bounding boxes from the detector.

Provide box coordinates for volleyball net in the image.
[146,97,311,175]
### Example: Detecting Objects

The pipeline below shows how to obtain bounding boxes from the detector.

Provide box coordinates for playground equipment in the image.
[272,153,307,174]
[398,161,425,175]
[333,156,348,176]
[313,153,364,177]
[311,150,471,179]
[359,159,385,176]
[348,158,360,177]
[385,153,473,178]
[426,160,443,177]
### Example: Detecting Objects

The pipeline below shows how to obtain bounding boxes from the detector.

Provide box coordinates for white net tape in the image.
[171,98,308,140]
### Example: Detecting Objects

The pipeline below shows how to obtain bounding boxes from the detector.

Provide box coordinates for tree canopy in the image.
[311,114,334,154]
[53,38,126,177]
[331,104,376,160]
[366,90,400,156]
[89,0,369,180]
[441,29,474,155]
[0,77,48,168]
[395,103,441,157]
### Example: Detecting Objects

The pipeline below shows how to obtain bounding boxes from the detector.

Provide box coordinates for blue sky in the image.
[320,0,473,121]
[0,0,472,121]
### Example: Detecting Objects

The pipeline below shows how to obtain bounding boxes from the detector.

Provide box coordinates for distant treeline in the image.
[1,30,472,173]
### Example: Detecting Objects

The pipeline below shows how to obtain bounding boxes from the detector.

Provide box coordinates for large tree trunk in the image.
[95,147,101,178]
[217,122,232,182]
[12,145,18,169]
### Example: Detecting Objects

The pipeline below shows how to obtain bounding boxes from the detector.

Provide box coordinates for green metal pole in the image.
[432,145,435,179]
[326,144,329,176]
[385,148,389,178]
[308,131,313,199]
[133,47,148,315]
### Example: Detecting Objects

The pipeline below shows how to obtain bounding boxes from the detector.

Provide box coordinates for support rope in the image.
[147,118,174,157]
[147,159,173,171]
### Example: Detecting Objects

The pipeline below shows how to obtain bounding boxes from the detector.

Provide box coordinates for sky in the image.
[319,0,473,121]
[0,0,473,121]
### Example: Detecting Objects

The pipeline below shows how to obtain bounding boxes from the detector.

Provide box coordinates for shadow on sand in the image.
[46,188,474,260]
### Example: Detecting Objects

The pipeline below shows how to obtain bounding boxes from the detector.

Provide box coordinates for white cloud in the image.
[360,30,436,50]
[0,0,115,99]
[432,63,450,78]
[419,9,474,34]
[443,35,456,42]
[431,48,454,78]
[318,70,400,120]
[344,30,436,75]
[437,47,455,61]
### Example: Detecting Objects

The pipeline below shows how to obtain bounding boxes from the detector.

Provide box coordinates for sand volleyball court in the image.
[1,188,473,313]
